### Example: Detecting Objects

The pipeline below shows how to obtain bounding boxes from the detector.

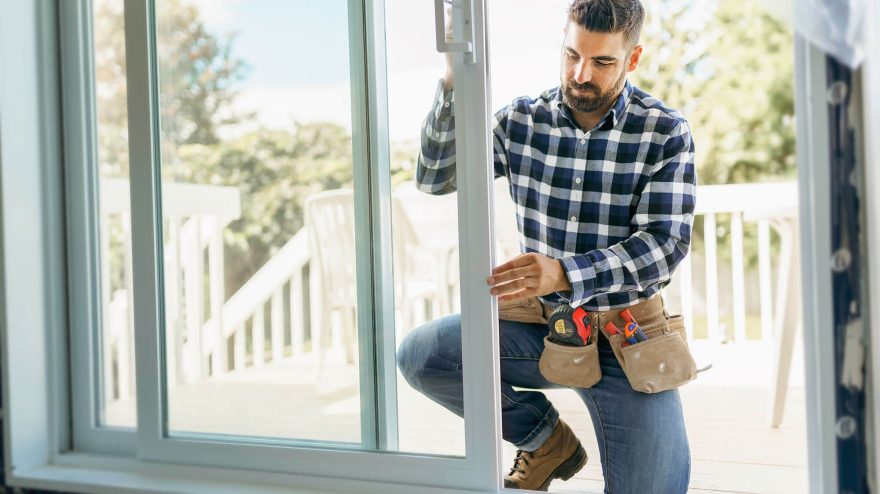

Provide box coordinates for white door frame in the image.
[793,34,841,494]
[0,1,868,493]
[862,0,880,489]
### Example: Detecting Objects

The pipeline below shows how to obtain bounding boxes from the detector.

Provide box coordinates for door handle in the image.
[434,0,477,65]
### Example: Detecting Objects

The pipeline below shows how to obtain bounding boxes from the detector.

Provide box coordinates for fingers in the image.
[487,265,538,286]
[489,277,537,297]
[497,287,535,304]
[491,252,533,276]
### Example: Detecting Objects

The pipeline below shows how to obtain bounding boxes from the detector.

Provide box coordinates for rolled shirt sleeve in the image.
[416,80,510,195]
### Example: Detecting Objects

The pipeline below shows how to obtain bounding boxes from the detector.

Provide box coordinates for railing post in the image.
[234,325,246,371]
[758,220,774,345]
[166,215,183,385]
[100,213,113,405]
[209,218,227,374]
[183,216,205,381]
[731,212,747,342]
[704,213,721,342]
[121,213,135,400]
[291,271,304,357]
[310,259,323,362]
[679,253,695,342]
[253,303,266,366]
[196,219,207,378]
[271,289,284,362]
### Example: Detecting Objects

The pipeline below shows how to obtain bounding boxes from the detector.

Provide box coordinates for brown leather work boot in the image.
[504,418,587,491]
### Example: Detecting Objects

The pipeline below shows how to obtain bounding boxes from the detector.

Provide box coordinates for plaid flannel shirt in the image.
[417,79,696,311]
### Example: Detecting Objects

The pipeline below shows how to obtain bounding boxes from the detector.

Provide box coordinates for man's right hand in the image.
[442,4,453,90]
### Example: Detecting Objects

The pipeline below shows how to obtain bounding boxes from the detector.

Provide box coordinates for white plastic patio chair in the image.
[393,179,521,315]
[303,188,449,374]
[391,182,461,328]
[303,189,360,374]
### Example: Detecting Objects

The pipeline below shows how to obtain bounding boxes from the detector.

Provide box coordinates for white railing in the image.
[200,229,313,374]
[101,180,800,403]
[675,181,799,344]
[100,177,241,395]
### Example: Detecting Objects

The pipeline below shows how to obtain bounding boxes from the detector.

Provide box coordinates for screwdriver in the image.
[620,309,648,343]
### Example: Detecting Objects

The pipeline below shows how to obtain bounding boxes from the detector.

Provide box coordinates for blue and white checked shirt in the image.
[417,79,696,311]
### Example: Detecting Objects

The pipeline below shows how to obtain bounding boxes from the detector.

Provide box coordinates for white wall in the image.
[0,0,64,476]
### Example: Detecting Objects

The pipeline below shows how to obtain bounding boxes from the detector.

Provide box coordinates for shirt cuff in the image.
[432,79,455,120]
[557,255,596,307]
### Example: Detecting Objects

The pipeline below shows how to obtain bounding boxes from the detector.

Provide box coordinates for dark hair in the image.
[568,0,645,48]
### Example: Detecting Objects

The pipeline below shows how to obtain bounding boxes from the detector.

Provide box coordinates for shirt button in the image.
[574,177,582,184]
[570,215,577,222]
[444,102,450,108]
[580,139,586,145]
[435,132,440,137]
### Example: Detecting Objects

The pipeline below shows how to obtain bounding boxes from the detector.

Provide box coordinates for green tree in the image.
[630,0,795,271]
[93,0,249,178]
[93,0,250,297]
[632,0,796,185]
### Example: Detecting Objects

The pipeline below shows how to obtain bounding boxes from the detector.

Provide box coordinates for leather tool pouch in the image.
[539,331,602,388]
[605,311,698,394]
[498,296,548,325]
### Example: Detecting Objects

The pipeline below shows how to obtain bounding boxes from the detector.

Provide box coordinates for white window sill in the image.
[9,453,484,494]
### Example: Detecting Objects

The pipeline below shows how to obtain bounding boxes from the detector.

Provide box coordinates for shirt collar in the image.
[555,79,633,131]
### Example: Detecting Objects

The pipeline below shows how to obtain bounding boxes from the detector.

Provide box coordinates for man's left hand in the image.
[486,252,571,303]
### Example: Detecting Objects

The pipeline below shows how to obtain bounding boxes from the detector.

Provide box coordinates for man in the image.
[397,0,695,491]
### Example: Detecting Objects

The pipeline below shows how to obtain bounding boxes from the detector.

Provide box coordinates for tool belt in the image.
[501,294,701,394]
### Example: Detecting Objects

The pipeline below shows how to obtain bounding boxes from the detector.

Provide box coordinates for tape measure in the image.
[547,305,591,346]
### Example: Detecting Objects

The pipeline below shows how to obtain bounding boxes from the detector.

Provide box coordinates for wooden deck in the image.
[107,339,809,493]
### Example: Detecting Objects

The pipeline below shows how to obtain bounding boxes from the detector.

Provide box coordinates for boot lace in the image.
[508,450,533,476]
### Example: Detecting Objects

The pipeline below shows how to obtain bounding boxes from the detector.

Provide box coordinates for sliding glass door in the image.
[63,0,506,489]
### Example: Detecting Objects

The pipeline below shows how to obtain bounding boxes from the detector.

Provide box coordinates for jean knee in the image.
[396,333,415,379]
[397,329,428,388]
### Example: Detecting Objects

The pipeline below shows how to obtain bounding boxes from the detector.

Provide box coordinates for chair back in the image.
[303,189,358,305]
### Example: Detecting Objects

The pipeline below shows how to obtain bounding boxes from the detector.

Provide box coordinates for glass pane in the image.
[93,0,137,428]
[154,0,361,443]
[385,0,466,456]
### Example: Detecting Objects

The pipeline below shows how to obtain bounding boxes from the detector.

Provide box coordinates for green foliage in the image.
[93,0,131,178]
[155,0,251,168]
[631,0,796,186]
[170,124,354,297]
[93,0,249,295]
[93,0,249,178]
[630,0,795,269]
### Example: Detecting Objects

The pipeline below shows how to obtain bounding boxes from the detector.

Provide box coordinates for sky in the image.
[189,0,789,142]
[190,0,571,142]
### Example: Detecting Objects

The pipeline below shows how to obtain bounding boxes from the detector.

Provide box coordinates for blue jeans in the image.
[396,314,691,494]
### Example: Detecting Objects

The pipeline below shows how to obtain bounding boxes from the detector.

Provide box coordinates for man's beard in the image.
[561,68,626,113]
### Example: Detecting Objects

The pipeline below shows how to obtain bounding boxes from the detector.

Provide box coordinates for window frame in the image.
[792,34,841,494]
[60,0,138,456]
[0,1,863,494]
[0,0,71,472]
